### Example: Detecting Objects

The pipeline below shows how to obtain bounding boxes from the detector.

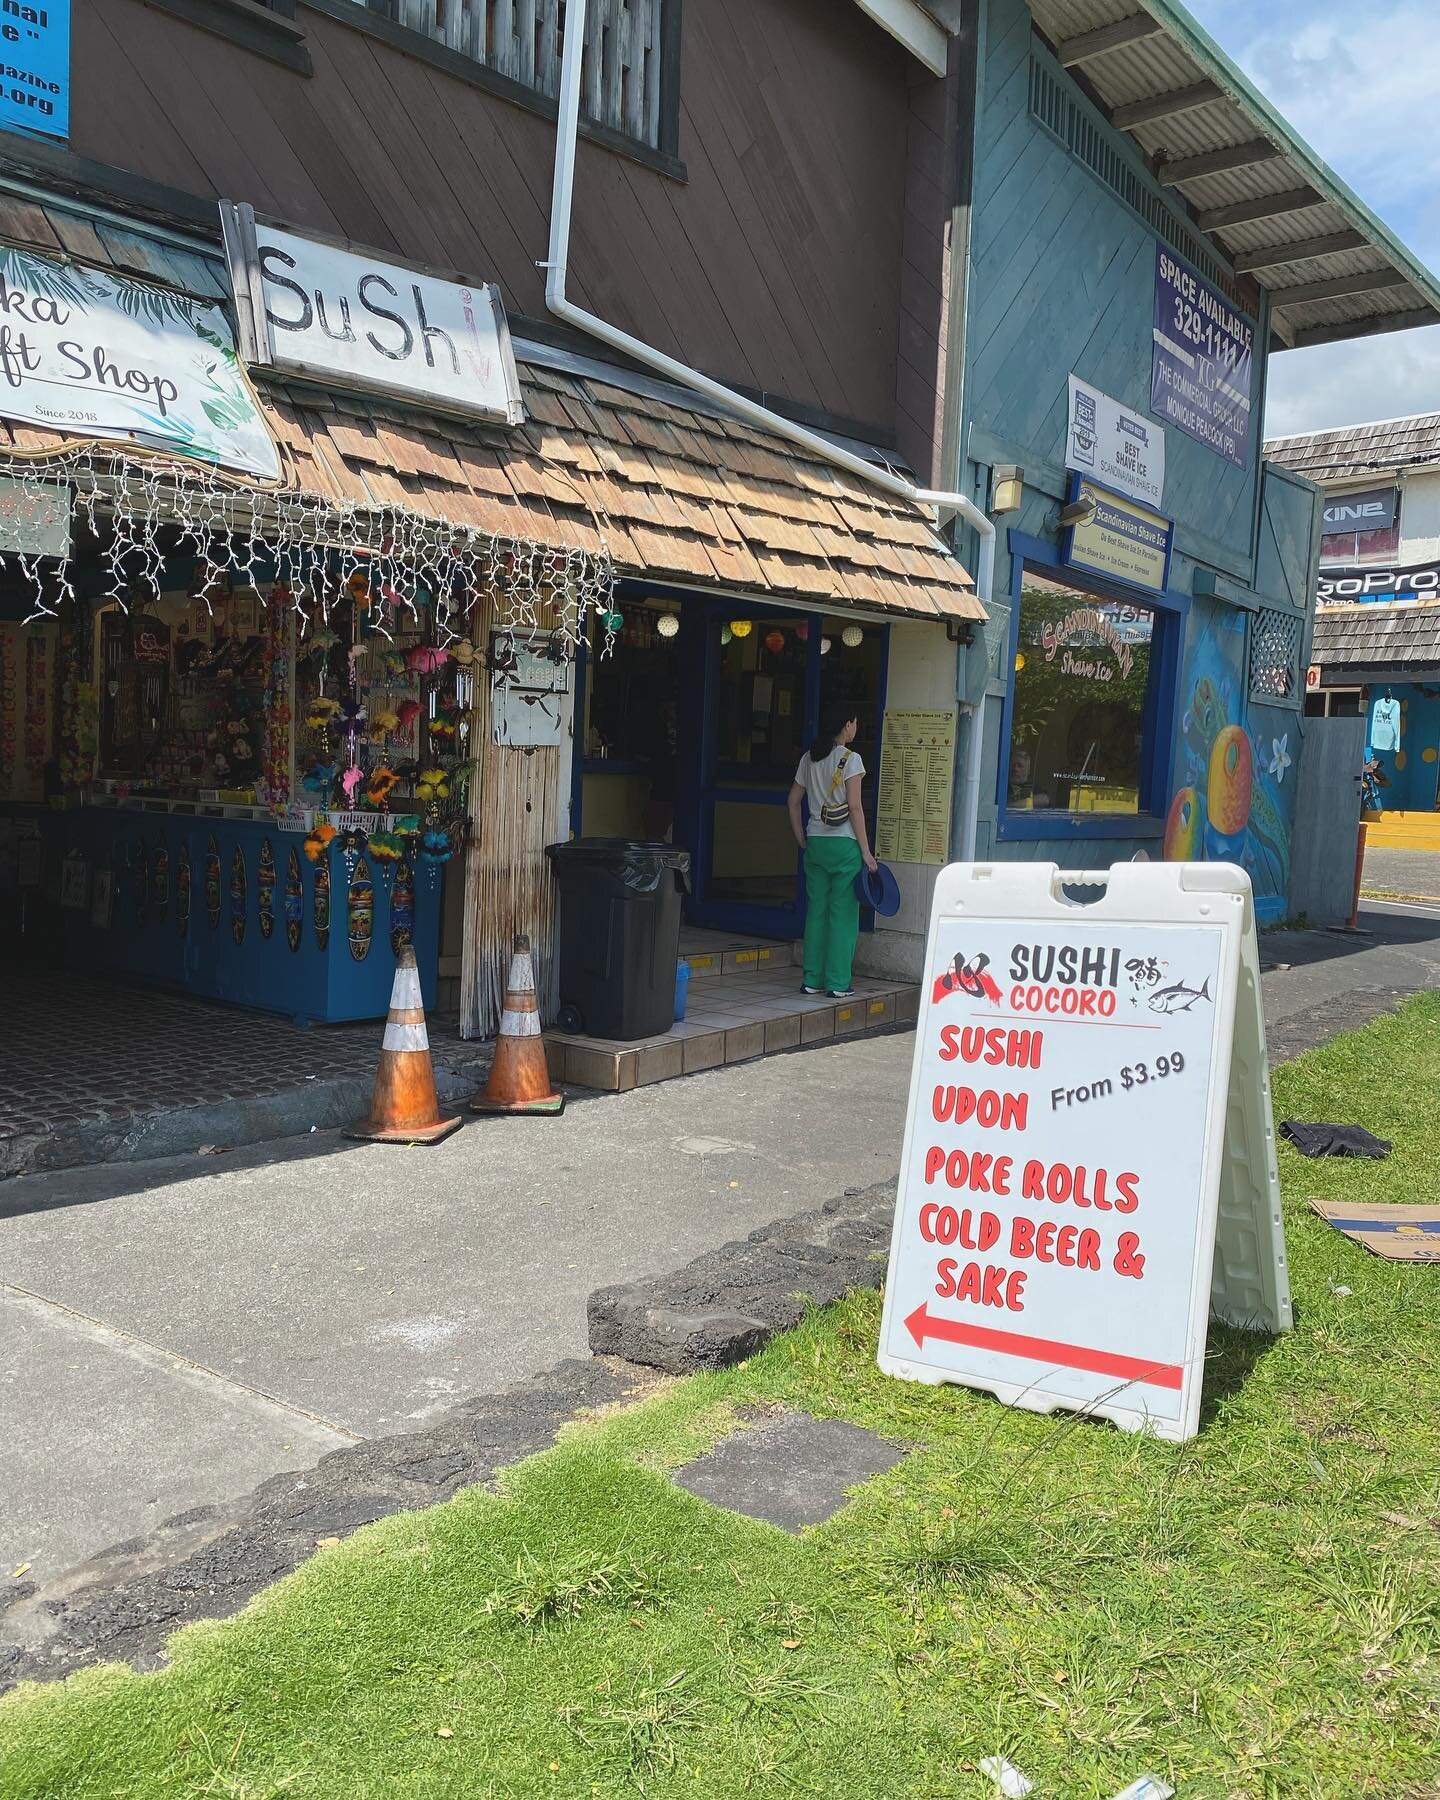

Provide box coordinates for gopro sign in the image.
[1322,486,1398,533]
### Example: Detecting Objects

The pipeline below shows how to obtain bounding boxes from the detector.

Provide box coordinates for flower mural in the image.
[1164,606,1297,922]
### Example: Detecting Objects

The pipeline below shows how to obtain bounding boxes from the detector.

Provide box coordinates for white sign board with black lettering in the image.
[878,861,1290,1443]
[1066,374,1165,509]
[220,203,524,425]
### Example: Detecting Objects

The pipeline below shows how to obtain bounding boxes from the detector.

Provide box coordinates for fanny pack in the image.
[819,751,853,826]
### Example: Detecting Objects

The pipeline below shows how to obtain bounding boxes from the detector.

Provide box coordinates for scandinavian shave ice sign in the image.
[879,862,1290,1442]
[222,206,525,425]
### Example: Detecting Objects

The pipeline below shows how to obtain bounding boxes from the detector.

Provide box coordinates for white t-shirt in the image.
[796,745,866,837]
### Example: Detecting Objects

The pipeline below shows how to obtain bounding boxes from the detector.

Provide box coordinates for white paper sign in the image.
[0,243,279,480]
[878,861,1290,1442]
[1066,374,1165,509]
[242,221,524,424]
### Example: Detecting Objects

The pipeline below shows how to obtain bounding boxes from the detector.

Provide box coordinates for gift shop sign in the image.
[0,243,280,479]
[1151,247,1255,472]
[877,861,1291,1442]
[221,203,525,425]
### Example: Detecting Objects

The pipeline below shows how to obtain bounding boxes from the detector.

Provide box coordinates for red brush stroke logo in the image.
[932,952,1002,1007]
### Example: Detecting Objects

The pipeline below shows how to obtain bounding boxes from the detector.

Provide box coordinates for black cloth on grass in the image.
[1280,1121,1392,1159]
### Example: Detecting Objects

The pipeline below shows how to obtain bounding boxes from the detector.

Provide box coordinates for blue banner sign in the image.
[0,0,67,141]
[1151,246,1255,471]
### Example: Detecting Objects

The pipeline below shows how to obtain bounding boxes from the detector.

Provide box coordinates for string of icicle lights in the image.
[0,446,616,645]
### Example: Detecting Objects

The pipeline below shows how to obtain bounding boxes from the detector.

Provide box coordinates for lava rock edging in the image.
[587,1179,897,1373]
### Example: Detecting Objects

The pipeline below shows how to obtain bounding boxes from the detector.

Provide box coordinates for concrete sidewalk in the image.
[5,897,1440,1620]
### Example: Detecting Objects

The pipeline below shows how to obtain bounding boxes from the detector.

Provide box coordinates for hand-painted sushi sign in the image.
[220,203,525,425]
[879,860,1291,1443]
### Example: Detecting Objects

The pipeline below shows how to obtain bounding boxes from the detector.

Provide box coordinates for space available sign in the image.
[0,242,280,480]
[877,861,1291,1443]
[1318,558,1440,605]
[1151,246,1255,472]
[1065,374,1165,508]
[221,203,525,424]
[0,0,67,143]
[1322,485,1398,533]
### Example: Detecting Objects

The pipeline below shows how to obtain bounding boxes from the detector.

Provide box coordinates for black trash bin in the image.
[546,839,692,1040]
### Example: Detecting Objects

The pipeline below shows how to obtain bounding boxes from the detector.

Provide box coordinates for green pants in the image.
[802,835,862,991]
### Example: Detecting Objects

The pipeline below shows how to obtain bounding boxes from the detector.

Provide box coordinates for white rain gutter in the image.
[542,0,994,858]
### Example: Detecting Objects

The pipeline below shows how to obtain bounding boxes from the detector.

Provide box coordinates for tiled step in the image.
[546,979,918,1093]
[682,939,799,984]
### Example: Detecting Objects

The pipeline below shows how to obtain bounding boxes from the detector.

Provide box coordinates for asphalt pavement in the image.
[6,897,1440,1606]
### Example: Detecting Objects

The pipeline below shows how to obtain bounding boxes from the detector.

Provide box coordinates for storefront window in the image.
[1008,573,1155,816]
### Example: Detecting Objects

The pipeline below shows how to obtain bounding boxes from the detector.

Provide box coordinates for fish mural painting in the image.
[1165,606,1295,923]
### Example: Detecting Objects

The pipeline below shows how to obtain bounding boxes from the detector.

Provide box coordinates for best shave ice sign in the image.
[1151,247,1255,472]
[226,211,524,425]
[0,244,279,479]
[878,861,1291,1442]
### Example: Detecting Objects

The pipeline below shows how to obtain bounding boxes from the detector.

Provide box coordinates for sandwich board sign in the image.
[878,861,1291,1443]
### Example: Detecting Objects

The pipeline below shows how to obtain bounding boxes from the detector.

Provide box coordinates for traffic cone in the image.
[346,946,463,1144]
[471,934,565,1116]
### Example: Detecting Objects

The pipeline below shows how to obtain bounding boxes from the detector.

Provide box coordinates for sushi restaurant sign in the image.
[877,861,1292,1444]
[0,243,280,479]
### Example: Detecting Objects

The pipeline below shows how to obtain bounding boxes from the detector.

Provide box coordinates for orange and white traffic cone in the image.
[346,946,463,1144]
[471,934,565,1116]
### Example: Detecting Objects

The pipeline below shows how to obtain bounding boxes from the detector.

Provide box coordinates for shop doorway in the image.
[574,593,887,941]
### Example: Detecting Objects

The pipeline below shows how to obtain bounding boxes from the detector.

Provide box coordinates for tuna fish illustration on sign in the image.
[1148,975,1211,1015]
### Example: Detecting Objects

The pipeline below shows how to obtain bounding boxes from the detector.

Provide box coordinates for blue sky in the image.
[1186,0,1440,439]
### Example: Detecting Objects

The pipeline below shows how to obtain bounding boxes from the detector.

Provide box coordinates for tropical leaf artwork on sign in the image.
[0,243,280,481]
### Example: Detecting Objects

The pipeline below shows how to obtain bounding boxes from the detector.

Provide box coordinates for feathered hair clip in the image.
[303,821,337,862]
[406,645,450,677]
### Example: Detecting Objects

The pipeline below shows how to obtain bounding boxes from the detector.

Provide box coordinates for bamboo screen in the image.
[459,596,566,1039]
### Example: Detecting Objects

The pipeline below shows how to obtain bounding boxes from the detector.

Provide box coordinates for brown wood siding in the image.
[66,0,912,433]
[895,57,961,488]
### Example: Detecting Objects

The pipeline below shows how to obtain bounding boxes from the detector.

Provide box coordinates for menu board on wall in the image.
[875,709,957,867]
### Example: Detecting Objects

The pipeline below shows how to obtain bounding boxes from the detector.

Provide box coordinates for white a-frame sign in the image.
[877,862,1291,1443]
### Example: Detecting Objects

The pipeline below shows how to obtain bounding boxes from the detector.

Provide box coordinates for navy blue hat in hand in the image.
[856,860,902,916]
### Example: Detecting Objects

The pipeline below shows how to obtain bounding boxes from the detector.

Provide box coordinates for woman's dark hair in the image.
[809,706,858,763]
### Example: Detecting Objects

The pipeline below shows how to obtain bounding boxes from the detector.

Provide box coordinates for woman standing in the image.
[787,708,878,998]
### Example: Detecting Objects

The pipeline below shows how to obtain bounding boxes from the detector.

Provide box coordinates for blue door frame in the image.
[573,587,889,940]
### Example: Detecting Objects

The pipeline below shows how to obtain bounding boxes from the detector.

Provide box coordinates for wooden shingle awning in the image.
[259,360,984,625]
[0,358,981,625]
[1312,602,1440,677]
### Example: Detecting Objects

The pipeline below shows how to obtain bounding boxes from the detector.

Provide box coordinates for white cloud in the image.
[1265,328,1440,438]
[1190,0,1440,437]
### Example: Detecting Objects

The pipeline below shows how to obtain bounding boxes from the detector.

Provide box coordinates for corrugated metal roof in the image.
[1265,413,1440,483]
[1026,0,1440,349]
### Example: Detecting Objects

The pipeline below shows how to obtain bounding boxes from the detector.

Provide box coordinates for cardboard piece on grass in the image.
[877,861,1291,1444]
[1310,1200,1440,1262]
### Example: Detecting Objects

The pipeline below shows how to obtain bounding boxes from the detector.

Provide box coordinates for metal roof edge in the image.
[1143,0,1440,321]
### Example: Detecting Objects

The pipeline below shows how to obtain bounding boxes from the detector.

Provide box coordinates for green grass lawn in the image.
[5,999,1440,1799]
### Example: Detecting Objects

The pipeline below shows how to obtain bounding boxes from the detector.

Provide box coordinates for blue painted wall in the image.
[1369,686,1440,810]
[960,0,1321,919]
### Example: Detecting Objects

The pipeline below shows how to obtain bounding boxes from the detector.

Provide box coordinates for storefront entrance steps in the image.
[1361,809,1440,852]
[678,926,800,984]
[546,964,919,1094]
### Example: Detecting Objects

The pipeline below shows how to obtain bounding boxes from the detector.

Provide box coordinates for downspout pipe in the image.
[542,0,994,858]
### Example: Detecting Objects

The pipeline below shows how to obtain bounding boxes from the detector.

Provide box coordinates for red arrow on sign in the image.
[903,1303,1184,1391]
